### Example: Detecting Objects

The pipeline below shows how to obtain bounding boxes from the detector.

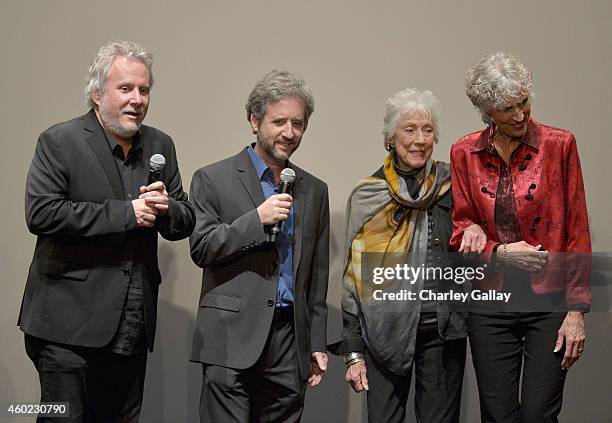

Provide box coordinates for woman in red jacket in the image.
[450,51,591,423]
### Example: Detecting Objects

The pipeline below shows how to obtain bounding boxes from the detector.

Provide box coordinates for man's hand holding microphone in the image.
[133,153,169,227]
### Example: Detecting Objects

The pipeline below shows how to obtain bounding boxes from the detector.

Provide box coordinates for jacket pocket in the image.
[41,259,90,281]
[200,292,242,312]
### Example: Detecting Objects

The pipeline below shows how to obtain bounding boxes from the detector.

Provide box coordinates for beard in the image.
[256,131,299,164]
[98,102,142,140]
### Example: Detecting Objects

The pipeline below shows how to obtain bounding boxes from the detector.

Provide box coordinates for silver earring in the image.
[386,142,394,151]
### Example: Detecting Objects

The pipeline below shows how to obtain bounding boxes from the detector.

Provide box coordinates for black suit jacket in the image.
[189,147,329,378]
[19,110,195,351]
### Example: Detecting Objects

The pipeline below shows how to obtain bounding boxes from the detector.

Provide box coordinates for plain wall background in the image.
[1,0,611,421]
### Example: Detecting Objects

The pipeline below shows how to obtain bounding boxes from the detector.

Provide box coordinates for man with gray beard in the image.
[19,40,194,422]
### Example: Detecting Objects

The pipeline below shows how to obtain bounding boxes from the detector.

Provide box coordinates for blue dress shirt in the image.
[247,145,294,308]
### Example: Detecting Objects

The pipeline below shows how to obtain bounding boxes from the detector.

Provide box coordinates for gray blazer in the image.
[189,147,329,378]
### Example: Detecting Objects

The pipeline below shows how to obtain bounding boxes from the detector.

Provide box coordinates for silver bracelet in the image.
[502,243,509,264]
[343,352,365,367]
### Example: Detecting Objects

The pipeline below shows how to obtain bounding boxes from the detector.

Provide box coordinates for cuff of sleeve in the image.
[248,209,268,244]
[310,336,328,353]
[236,208,267,242]
[158,197,175,220]
[567,303,590,312]
[327,336,364,355]
[481,240,498,263]
[125,201,137,231]
[155,198,175,232]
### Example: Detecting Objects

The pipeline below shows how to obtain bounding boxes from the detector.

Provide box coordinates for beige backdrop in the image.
[1,0,611,422]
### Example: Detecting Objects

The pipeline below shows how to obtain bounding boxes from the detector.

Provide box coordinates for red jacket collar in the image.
[470,118,540,153]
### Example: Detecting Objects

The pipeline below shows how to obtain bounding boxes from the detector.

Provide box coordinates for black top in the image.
[394,164,437,326]
[103,131,146,355]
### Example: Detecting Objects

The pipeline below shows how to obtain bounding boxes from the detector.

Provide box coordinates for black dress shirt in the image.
[103,131,146,355]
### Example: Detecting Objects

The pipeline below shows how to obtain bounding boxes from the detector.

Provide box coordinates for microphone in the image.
[148,154,166,184]
[269,168,296,243]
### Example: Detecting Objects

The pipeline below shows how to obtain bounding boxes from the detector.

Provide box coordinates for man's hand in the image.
[257,194,292,225]
[555,311,586,370]
[458,223,488,255]
[139,181,169,216]
[132,198,158,227]
[345,360,368,393]
[308,352,328,387]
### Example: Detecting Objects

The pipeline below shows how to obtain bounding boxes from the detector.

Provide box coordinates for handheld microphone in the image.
[269,168,296,243]
[148,154,166,184]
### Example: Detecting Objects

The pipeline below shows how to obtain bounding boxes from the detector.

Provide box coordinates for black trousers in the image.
[199,308,307,423]
[365,328,466,423]
[24,334,147,423]
[468,312,567,423]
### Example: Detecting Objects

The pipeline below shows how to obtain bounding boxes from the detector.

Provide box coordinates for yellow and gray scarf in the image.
[341,153,450,374]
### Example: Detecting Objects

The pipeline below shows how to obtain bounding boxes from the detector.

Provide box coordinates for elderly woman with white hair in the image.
[334,88,482,422]
[450,52,591,422]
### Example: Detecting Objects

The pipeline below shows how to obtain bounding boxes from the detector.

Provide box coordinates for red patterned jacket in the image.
[450,119,591,308]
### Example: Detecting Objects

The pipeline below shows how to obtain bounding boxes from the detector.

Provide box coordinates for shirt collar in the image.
[471,118,540,153]
[104,129,143,161]
[247,143,275,180]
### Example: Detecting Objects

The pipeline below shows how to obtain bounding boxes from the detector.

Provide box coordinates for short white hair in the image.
[84,40,153,108]
[465,51,533,125]
[382,88,440,146]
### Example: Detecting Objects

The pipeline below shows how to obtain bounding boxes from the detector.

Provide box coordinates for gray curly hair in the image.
[465,51,533,125]
[382,88,441,146]
[84,40,153,108]
[245,69,315,127]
